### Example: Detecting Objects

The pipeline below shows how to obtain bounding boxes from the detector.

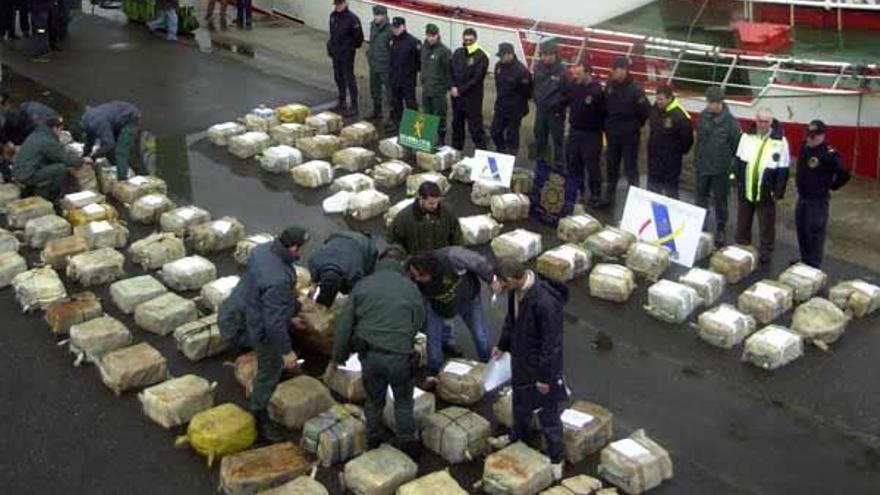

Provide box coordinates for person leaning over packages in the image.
[307,230,378,308]
[449,27,489,152]
[78,101,144,180]
[1,99,61,182]
[387,181,462,254]
[240,226,310,443]
[387,16,421,133]
[733,108,790,265]
[491,42,533,156]
[366,5,392,121]
[564,58,606,207]
[646,84,694,199]
[146,0,179,42]
[489,258,569,482]
[421,23,452,145]
[795,120,850,268]
[532,40,568,164]
[407,246,504,389]
[327,0,364,117]
[603,56,650,206]
[694,86,742,248]
[332,246,426,459]
[12,116,93,202]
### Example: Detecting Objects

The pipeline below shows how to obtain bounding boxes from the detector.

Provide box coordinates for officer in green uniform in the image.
[13,116,91,201]
[421,23,452,145]
[366,5,392,121]
[332,246,426,458]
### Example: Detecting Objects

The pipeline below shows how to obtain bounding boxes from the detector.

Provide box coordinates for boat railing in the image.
[740,0,880,13]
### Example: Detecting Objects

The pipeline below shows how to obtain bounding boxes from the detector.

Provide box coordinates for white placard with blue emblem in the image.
[620,186,707,267]
[470,150,516,188]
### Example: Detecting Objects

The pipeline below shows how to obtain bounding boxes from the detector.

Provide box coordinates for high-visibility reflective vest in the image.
[735,131,790,202]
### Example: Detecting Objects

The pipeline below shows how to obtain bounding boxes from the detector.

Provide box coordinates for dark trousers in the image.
[362,351,416,443]
[646,161,682,199]
[696,173,730,232]
[606,138,640,196]
[567,129,603,199]
[796,197,829,268]
[389,80,417,130]
[332,54,358,107]
[235,0,252,25]
[16,0,30,34]
[490,110,523,155]
[534,108,565,163]
[53,0,69,42]
[369,70,388,111]
[25,163,70,201]
[736,196,776,261]
[0,1,12,38]
[511,384,564,464]
[422,94,447,144]
[249,342,283,412]
[0,158,12,183]
[451,94,486,151]
[29,4,49,56]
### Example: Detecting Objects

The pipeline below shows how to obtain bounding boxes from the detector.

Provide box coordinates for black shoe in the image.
[714,230,726,248]
[759,255,772,266]
[342,106,359,118]
[367,437,382,450]
[330,102,346,113]
[254,410,286,443]
[443,344,463,358]
[397,439,423,460]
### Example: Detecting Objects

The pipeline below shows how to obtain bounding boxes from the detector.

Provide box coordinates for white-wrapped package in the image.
[331,173,375,193]
[625,242,670,282]
[490,193,530,222]
[778,263,827,303]
[379,136,407,159]
[585,227,636,260]
[139,374,215,429]
[186,217,246,254]
[449,159,476,184]
[128,232,186,271]
[291,160,334,188]
[112,175,167,204]
[696,304,757,349]
[645,280,701,324]
[228,131,272,159]
[61,190,104,211]
[200,275,240,313]
[737,280,794,324]
[130,193,176,224]
[742,325,804,370]
[74,220,129,249]
[259,145,303,173]
[598,430,673,495]
[384,198,414,228]
[207,122,246,146]
[332,147,376,172]
[305,111,344,135]
[0,228,20,254]
[678,268,725,307]
[829,279,880,318]
[589,264,636,303]
[790,297,849,347]
[557,214,602,243]
[234,233,274,265]
[490,229,542,263]
[406,173,450,196]
[537,244,592,282]
[371,160,411,189]
[710,245,758,284]
[459,215,502,246]
[160,255,217,292]
[66,248,126,287]
[416,146,461,172]
[347,190,390,221]
[243,108,279,132]
[340,121,378,147]
[0,252,27,289]
[24,214,71,249]
[159,206,212,236]
[270,123,315,146]
[472,181,510,207]
[695,232,714,262]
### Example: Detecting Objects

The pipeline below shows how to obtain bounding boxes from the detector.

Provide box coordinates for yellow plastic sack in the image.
[276,104,311,124]
[67,203,119,227]
[174,403,257,467]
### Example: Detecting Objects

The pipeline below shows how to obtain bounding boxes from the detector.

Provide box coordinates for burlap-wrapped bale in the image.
[0,251,28,289]
[737,280,794,324]
[297,135,345,161]
[234,233,274,265]
[0,183,21,214]
[186,217,245,254]
[134,292,199,336]
[292,160,334,188]
[139,374,215,429]
[305,111,344,135]
[790,297,849,347]
[229,131,272,159]
[460,214,502,246]
[483,442,554,495]
[74,220,129,249]
[296,296,346,357]
[200,275,240,313]
[301,404,367,467]
[557,214,602,243]
[6,196,53,229]
[44,291,102,336]
[333,147,377,172]
[232,351,259,396]
[40,235,89,270]
[696,304,757,349]
[243,108,280,132]
[625,242,670,282]
[379,136,408,160]
[537,244,592,282]
[511,168,535,195]
[742,325,803,370]
[778,263,827,303]
[347,190,390,221]
[382,386,435,433]
[385,198,414,228]
[12,266,67,312]
[340,121,378,147]
[406,173,450,196]
[678,268,725,307]
[450,159,476,184]
[490,193,530,221]
[276,103,311,124]
[589,264,636,303]
[829,279,880,318]
[130,194,176,224]
[24,214,71,249]
[416,146,461,172]
[397,470,467,495]
[174,314,230,361]
[208,122,247,146]
[322,357,366,403]
[559,402,614,464]
[69,315,132,364]
[129,232,186,271]
[160,206,212,236]
[436,358,486,406]
[66,247,125,286]
[342,444,417,495]
[331,173,375,193]
[709,245,757,284]
[260,477,328,495]
[160,255,217,291]
[584,227,636,261]
[113,175,167,204]
[109,275,168,314]
[421,406,490,464]
[598,430,673,495]
[98,164,119,195]
[61,190,104,211]
[67,202,119,227]
[260,145,304,174]
[541,476,604,495]
[268,375,336,429]
[371,160,411,189]
[645,280,701,324]
[695,231,714,262]
[491,229,543,263]
[271,123,316,146]
[97,342,169,395]
[0,228,20,254]
[219,442,313,495]
[472,181,510,207]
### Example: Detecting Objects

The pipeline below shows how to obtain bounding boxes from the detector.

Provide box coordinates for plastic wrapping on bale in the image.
[160,206,212,236]
[131,194,176,224]
[296,296,346,357]
[134,292,199,336]
[542,476,605,495]
[208,122,247,146]
[436,358,486,406]
[645,280,701,324]
[737,280,794,324]
[301,404,367,467]
[472,181,510,207]
[243,108,279,132]
[585,227,636,260]
[331,173,375,193]
[371,160,412,189]
[61,190,104,211]
[383,386,435,433]
[24,214,71,248]
[421,406,491,464]
[397,470,467,495]
[322,358,366,403]
[200,276,240,313]
[340,121,378,147]
[69,315,132,364]
[71,163,99,193]
[450,159,475,184]
[174,403,256,467]
[291,160,334,188]
[139,374,215,429]
[778,263,827,303]
[678,268,725,307]
[260,145,304,173]
[560,402,614,464]
[66,247,125,287]
[406,173,450,196]
[12,266,67,312]
[271,123,316,146]
[347,190,390,221]
[379,137,408,160]
[41,235,90,270]
[511,168,535,194]
[557,214,602,243]
[129,232,186,271]
[695,232,714,262]
[460,214,502,246]
[333,147,377,172]
[305,111,344,135]
[44,292,102,336]
[0,183,21,214]
[219,442,314,495]
[342,444,418,495]
[234,233,274,265]
[696,304,757,349]
[482,442,554,495]
[186,217,246,254]
[0,228,20,254]
[416,146,461,172]
[709,245,757,284]
[99,165,119,195]
[385,198,414,228]
[491,229,542,263]
[97,342,169,395]
[0,252,28,289]
[268,375,336,429]
[537,244,592,282]
[790,297,849,348]
[67,202,119,227]
[6,196,53,229]
[625,242,670,282]
[589,264,636,303]
[228,131,272,159]
[490,193,530,221]
[742,325,803,370]
[109,275,168,314]
[598,430,673,495]
[175,314,230,361]
[113,175,167,204]
[260,477,328,495]
[74,220,129,250]
[829,279,880,318]
[275,103,311,124]
[160,255,218,292]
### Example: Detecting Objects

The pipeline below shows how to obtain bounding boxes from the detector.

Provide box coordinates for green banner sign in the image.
[398,109,440,153]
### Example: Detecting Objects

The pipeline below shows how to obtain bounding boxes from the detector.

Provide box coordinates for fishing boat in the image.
[737,0,880,31]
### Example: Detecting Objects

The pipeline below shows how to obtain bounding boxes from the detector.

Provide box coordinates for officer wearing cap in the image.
[564,58,606,206]
[421,23,452,145]
[647,84,694,199]
[328,0,364,117]
[450,28,490,151]
[603,55,650,205]
[491,42,533,155]
[795,120,850,268]
[366,5,392,121]
[388,17,421,132]
[532,39,569,163]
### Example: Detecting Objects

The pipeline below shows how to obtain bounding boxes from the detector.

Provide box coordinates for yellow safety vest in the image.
[735,132,790,203]
[664,98,691,120]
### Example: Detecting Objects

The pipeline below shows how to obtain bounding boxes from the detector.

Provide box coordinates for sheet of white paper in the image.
[614,439,652,459]
[482,352,511,392]
[443,361,473,376]
[340,353,362,373]
[561,408,595,429]
[322,191,353,214]
[91,221,113,233]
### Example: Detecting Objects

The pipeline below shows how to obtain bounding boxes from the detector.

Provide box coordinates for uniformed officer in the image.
[564,59,606,205]
[307,230,378,307]
[79,101,144,180]
[604,56,650,205]
[450,28,489,151]
[795,120,850,268]
[491,42,532,155]
[421,24,452,145]
[387,17,421,132]
[333,246,426,458]
[328,0,364,117]
[647,84,694,199]
[366,5,392,121]
[13,116,92,201]
[532,40,568,164]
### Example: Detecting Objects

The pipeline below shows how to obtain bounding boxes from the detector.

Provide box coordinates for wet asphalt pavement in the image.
[1,14,880,495]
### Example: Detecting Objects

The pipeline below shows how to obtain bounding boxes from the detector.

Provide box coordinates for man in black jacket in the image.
[647,84,694,199]
[328,0,364,117]
[450,28,489,151]
[490,258,568,481]
[491,42,532,155]
[387,17,421,132]
[565,59,606,205]
[307,231,378,307]
[532,40,568,164]
[604,56,650,205]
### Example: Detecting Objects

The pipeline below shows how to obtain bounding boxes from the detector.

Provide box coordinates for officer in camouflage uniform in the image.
[421,23,452,145]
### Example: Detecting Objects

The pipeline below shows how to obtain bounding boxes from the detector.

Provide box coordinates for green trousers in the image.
[695,173,730,231]
[27,163,70,201]
[370,70,389,110]
[249,342,284,413]
[422,94,448,145]
[109,121,141,180]
[534,109,566,163]
[362,351,415,443]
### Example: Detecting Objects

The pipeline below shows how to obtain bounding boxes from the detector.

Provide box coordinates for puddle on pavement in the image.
[193,27,256,57]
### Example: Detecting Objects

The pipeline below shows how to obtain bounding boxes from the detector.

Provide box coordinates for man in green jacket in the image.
[332,246,426,458]
[694,86,742,247]
[421,23,451,145]
[13,117,92,201]
[367,5,392,121]
[387,181,462,254]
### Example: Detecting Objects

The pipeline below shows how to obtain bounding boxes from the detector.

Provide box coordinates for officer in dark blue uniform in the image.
[328,0,365,117]
[564,59,606,205]
[387,17,421,132]
[491,42,532,155]
[795,120,850,268]
[603,56,650,206]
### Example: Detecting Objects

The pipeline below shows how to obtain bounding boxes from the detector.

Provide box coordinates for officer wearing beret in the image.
[795,120,850,268]
[388,17,421,132]
[491,42,533,155]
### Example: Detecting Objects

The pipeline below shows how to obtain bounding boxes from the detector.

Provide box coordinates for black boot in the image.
[714,228,727,248]
[367,105,383,121]
[254,410,286,443]
[343,103,359,118]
